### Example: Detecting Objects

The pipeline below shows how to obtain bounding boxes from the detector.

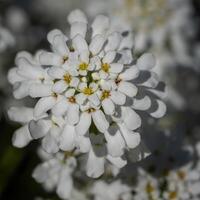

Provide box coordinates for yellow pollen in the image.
[63,73,72,84]
[101,90,111,100]
[101,63,110,73]
[87,108,96,113]
[79,62,88,71]
[177,171,186,180]
[169,191,177,199]
[145,182,154,194]
[68,96,76,104]
[115,77,122,85]
[62,56,68,63]
[83,87,93,95]
[52,92,58,98]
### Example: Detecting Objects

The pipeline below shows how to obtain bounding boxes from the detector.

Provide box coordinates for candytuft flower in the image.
[8,9,166,178]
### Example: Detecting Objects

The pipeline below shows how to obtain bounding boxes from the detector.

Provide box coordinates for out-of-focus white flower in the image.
[8,10,166,178]
[33,152,77,199]
[0,24,15,52]
[90,180,132,200]
[132,168,161,200]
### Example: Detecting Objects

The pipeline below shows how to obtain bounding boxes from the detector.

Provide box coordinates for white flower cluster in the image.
[90,180,132,200]
[8,10,166,178]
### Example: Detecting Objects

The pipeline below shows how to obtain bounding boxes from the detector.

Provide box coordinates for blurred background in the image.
[0,0,200,199]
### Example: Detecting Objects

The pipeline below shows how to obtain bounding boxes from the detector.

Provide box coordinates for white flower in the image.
[0,24,15,52]
[90,180,132,200]
[32,151,77,200]
[8,9,166,178]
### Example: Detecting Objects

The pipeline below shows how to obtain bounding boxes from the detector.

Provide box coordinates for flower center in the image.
[169,191,177,199]
[83,87,94,95]
[68,96,76,104]
[101,90,110,100]
[79,62,88,71]
[52,92,58,98]
[63,73,72,84]
[145,182,154,194]
[177,171,186,180]
[101,63,110,73]
[62,55,68,64]
[87,108,96,113]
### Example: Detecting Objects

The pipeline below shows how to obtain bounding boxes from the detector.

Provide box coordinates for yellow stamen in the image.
[101,90,111,100]
[177,171,186,180]
[115,77,122,85]
[101,63,110,73]
[68,96,76,104]
[62,56,68,63]
[79,62,88,71]
[63,73,72,84]
[83,87,93,95]
[52,92,58,98]
[87,108,96,113]
[169,191,177,199]
[145,182,154,194]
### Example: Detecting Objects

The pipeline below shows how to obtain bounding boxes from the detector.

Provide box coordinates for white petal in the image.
[42,133,59,154]
[8,107,34,123]
[86,148,104,178]
[70,22,87,38]
[102,51,116,64]
[12,125,32,148]
[50,33,69,56]
[29,120,51,139]
[110,63,123,73]
[34,96,57,117]
[110,91,126,105]
[52,99,69,116]
[47,66,65,79]
[104,128,125,157]
[105,32,122,52]
[122,107,141,130]
[139,72,159,88]
[137,53,156,70]
[52,80,68,93]
[92,110,109,133]
[91,15,109,36]
[102,98,115,115]
[132,96,151,111]
[118,81,138,97]
[13,81,31,99]
[38,51,61,66]
[57,172,73,199]
[75,93,87,105]
[89,35,105,55]
[72,34,88,52]
[32,163,49,183]
[107,155,127,168]
[119,32,134,50]
[16,57,43,79]
[119,65,140,80]
[29,83,52,98]
[8,67,25,84]
[119,123,141,149]
[67,9,87,24]
[150,100,166,118]
[70,77,79,88]
[67,104,79,125]
[88,94,100,106]
[75,135,91,153]
[59,124,76,151]
[75,112,91,135]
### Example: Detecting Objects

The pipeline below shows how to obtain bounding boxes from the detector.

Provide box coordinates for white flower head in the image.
[8,9,166,178]
[90,180,132,200]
